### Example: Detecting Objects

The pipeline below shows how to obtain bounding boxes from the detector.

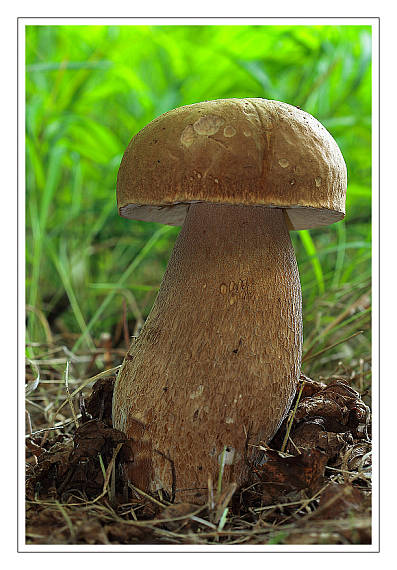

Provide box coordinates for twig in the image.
[26,305,54,345]
[53,365,121,420]
[302,330,364,364]
[25,359,40,395]
[280,380,305,452]
[127,483,168,508]
[55,501,76,542]
[26,415,82,438]
[63,361,79,429]
[92,443,123,504]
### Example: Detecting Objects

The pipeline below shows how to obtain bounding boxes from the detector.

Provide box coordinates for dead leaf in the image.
[291,420,350,458]
[158,503,199,531]
[314,482,368,520]
[251,448,328,502]
[84,376,116,425]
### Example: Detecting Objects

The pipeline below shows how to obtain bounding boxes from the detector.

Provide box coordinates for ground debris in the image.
[26,440,74,500]
[84,376,115,426]
[249,448,329,503]
[25,502,158,545]
[157,502,202,531]
[294,378,370,439]
[26,419,127,501]
[312,481,370,520]
[270,375,371,459]
[235,373,372,541]
[103,522,156,544]
[25,370,372,545]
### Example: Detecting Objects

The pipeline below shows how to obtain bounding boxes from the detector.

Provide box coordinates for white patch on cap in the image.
[180,124,196,147]
[193,114,224,136]
[223,125,236,137]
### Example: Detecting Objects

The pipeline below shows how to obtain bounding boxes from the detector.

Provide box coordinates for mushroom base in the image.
[112,204,302,502]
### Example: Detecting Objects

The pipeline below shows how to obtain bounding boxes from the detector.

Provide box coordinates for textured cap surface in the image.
[117,98,347,230]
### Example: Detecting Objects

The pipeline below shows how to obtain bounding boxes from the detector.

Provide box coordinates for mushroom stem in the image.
[112,203,302,501]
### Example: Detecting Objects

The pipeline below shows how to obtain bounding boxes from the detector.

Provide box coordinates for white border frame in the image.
[18,16,380,554]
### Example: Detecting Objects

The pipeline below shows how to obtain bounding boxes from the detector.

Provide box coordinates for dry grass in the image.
[25,331,372,547]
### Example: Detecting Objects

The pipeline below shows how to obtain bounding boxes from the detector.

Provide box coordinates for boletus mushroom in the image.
[112,98,347,501]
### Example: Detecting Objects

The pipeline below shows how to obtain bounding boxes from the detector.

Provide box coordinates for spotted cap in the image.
[117,98,347,230]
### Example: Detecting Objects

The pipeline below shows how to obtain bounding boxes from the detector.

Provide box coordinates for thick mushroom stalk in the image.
[111,98,347,502]
[112,202,302,500]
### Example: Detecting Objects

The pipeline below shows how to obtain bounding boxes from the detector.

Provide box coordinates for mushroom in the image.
[112,98,347,501]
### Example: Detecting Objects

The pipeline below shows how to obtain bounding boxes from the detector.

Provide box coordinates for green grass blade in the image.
[88,283,158,293]
[332,222,347,288]
[72,225,173,351]
[27,145,65,337]
[298,230,325,294]
[47,241,96,351]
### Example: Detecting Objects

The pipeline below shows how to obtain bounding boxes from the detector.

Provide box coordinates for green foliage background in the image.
[25,25,372,375]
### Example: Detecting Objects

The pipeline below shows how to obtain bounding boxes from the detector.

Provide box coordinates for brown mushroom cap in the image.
[117,98,347,230]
